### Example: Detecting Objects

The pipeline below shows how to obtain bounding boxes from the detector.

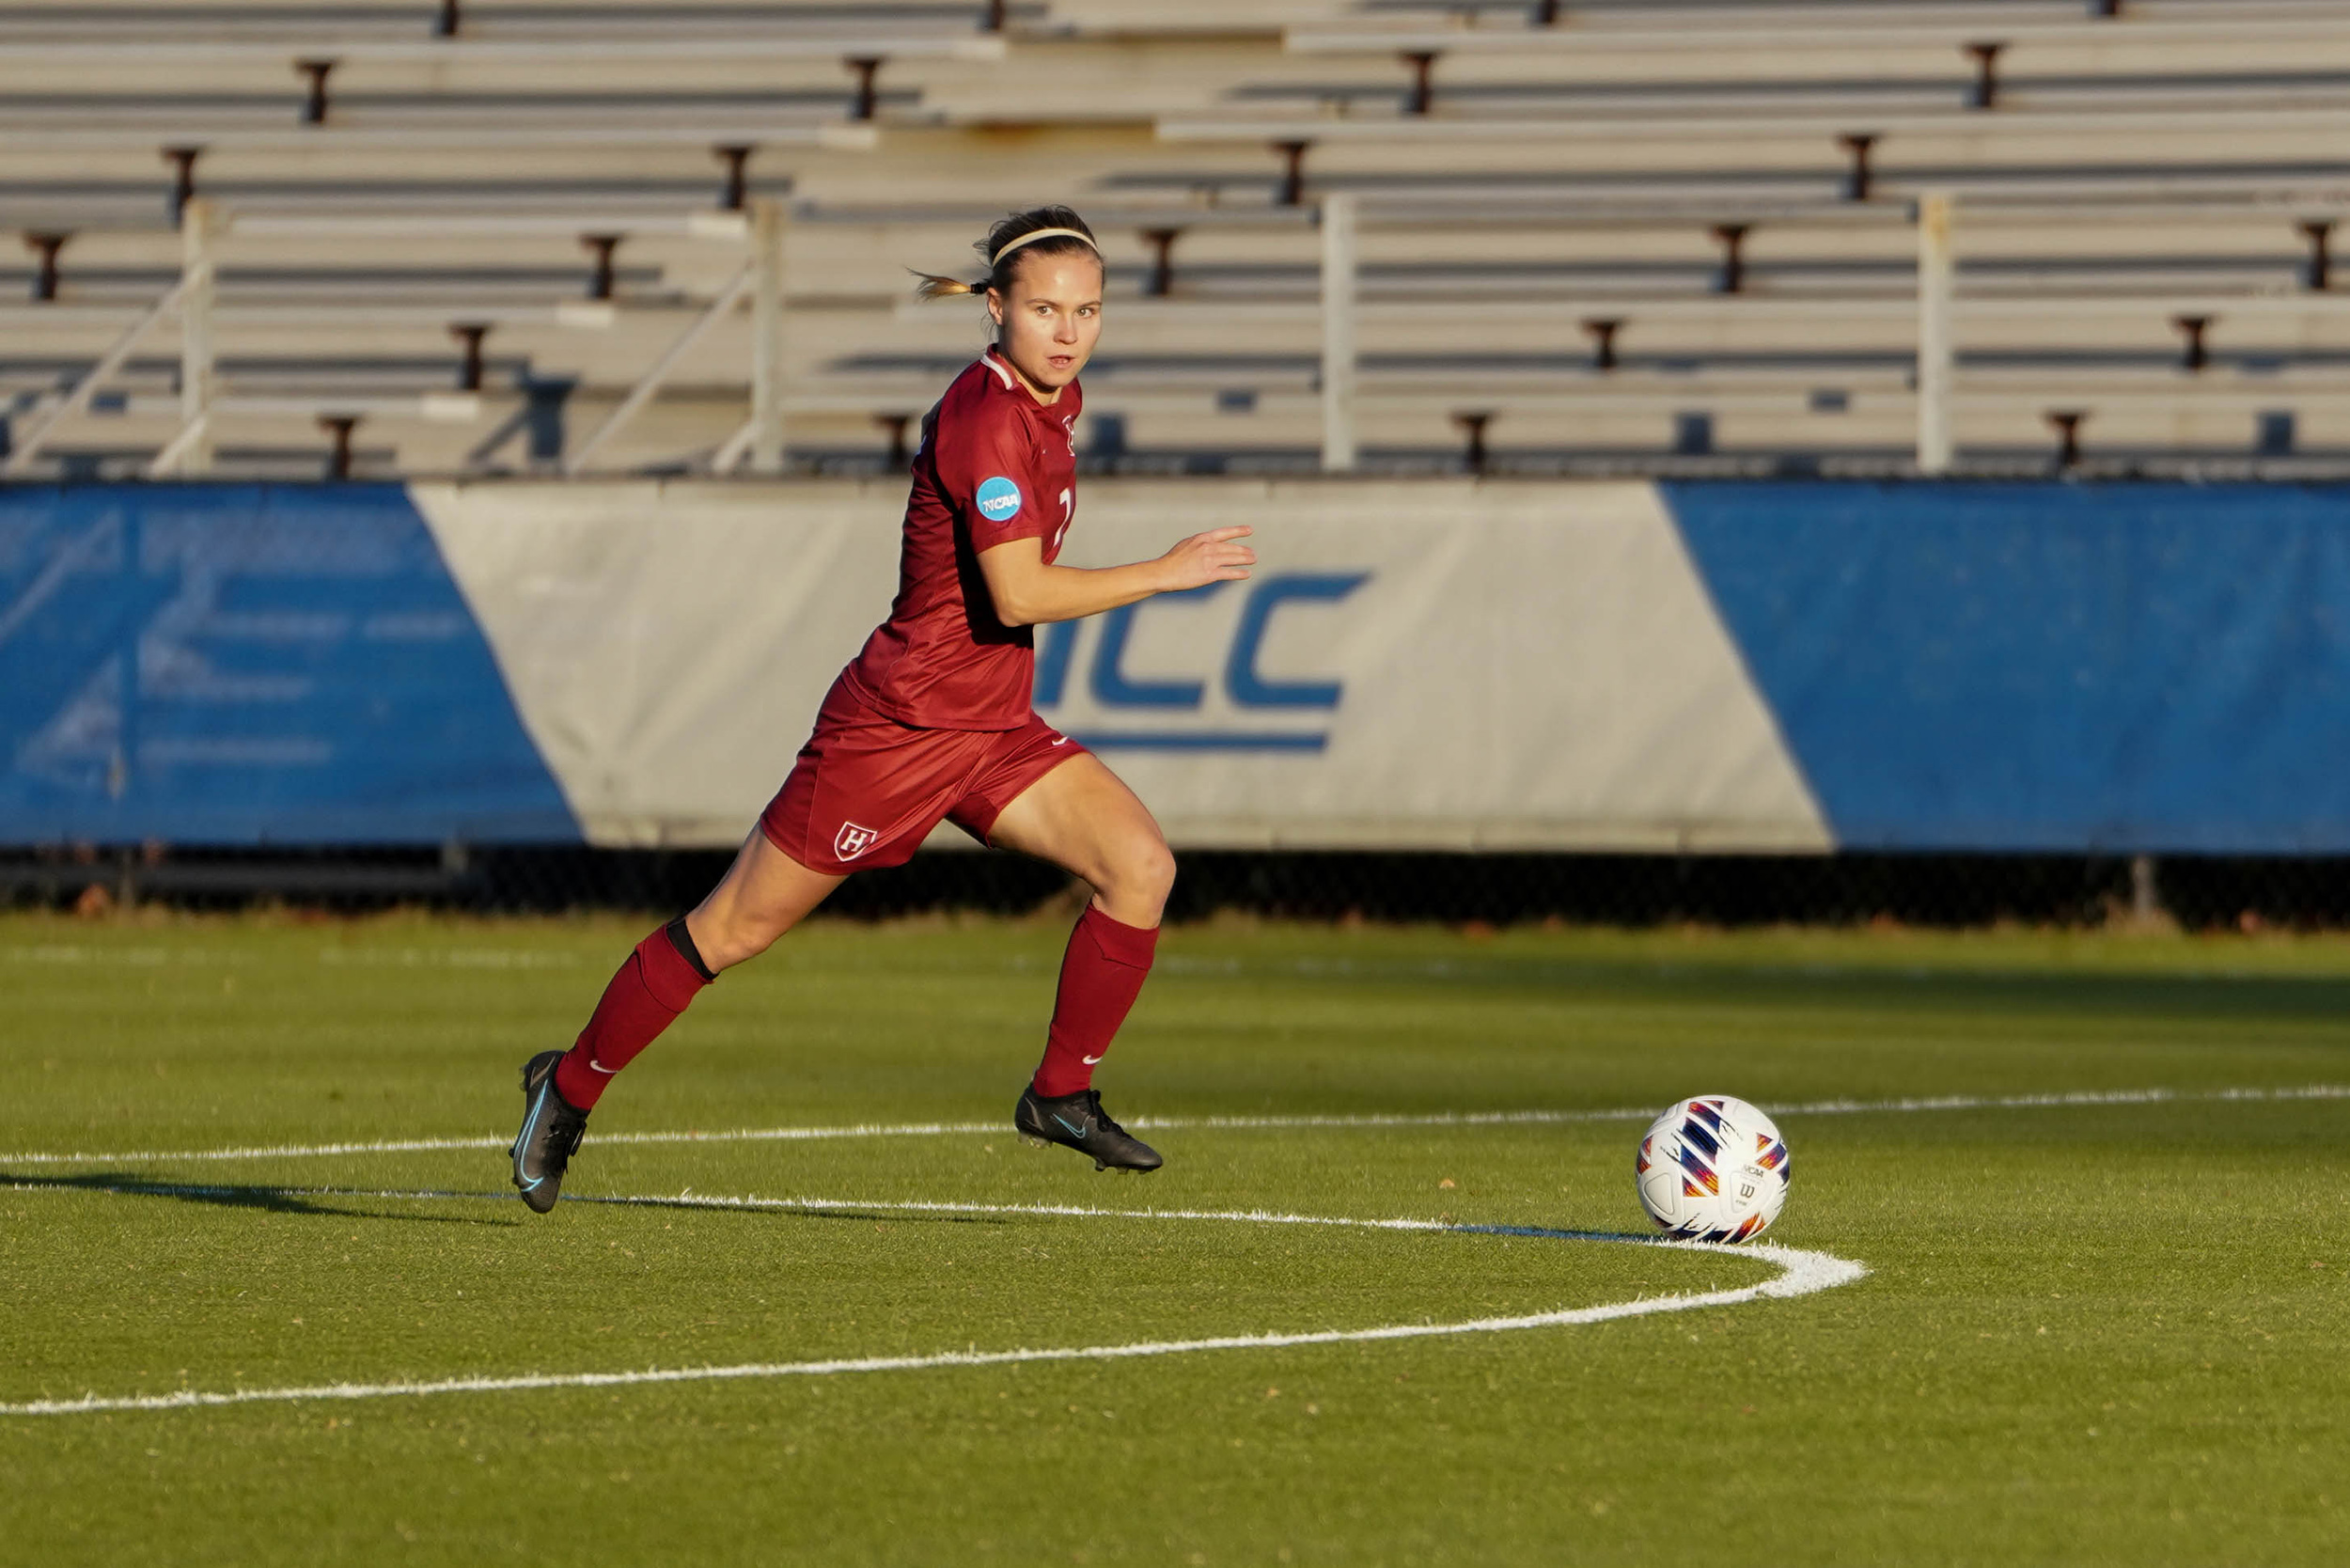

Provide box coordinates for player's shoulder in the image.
[937,353,1019,424]
[933,353,1036,463]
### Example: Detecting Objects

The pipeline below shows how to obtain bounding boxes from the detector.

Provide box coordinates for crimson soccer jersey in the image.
[840,348,1080,730]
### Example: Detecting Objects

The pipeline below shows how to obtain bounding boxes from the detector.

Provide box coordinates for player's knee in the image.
[692,902,789,972]
[1109,836,1177,919]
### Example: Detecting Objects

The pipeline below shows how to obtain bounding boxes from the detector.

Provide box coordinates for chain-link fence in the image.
[5,844,2345,932]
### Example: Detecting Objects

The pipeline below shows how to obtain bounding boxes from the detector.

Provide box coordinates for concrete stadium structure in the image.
[4,0,2348,478]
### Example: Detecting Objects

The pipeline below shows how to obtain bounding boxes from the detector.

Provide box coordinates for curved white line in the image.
[0,1189,1866,1418]
[2,1083,2340,1169]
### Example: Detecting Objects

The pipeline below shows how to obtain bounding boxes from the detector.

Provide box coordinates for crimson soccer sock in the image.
[553,917,713,1110]
[1030,903,1159,1099]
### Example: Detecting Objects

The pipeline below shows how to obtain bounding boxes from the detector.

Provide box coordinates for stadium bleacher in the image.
[5,0,2349,478]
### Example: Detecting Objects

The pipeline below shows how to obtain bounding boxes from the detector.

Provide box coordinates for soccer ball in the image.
[1635,1095,1790,1243]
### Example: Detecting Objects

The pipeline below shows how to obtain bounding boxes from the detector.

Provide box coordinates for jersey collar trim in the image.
[977,347,1078,421]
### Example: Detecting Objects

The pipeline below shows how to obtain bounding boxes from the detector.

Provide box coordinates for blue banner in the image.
[1668,481,2350,853]
[0,483,576,844]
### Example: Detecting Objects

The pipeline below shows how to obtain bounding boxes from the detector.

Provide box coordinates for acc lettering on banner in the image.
[1033,572,1368,753]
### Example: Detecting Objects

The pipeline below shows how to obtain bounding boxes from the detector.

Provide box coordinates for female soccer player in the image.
[509,206,1255,1213]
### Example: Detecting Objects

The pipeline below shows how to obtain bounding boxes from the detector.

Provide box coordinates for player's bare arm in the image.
[976,525,1256,628]
[964,234,1256,625]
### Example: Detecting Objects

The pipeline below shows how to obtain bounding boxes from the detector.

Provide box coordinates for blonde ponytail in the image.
[912,271,986,300]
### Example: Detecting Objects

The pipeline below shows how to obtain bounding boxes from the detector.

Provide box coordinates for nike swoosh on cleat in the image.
[513,1088,547,1174]
[1052,1114,1089,1140]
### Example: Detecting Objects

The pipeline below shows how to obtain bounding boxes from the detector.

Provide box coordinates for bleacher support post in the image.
[296,59,337,126]
[320,415,359,480]
[1966,43,2006,111]
[715,145,754,212]
[1582,317,1622,371]
[26,234,68,302]
[164,147,202,227]
[165,197,221,477]
[2046,410,2086,470]
[581,234,622,300]
[2172,315,2212,372]
[1275,141,1312,208]
[847,57,885,122]
[1401,53,1439,117]
[1916,191,1955,477]
[1454,412,1493,476]
[1142,228,1182,296]
[2299,220,2333,291]
[1320,193,1357,474]
[450,323,490,391]
[876,413,913,471]
[1839,133,1878,202]
[1711,225,1749,295]
[748,197,788,476]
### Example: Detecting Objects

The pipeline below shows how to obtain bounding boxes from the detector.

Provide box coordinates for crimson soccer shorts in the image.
[759,676,1089,875]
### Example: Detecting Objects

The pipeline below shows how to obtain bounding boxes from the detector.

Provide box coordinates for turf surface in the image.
[3,911,2345,1565]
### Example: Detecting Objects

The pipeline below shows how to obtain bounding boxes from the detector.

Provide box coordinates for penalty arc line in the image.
[1,1083,2343,1169]
[0,1191,1867,1418]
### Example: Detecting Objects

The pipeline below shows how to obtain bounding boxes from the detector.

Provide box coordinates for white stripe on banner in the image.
[408,478,1831,853]
[1,1084,2338,1169]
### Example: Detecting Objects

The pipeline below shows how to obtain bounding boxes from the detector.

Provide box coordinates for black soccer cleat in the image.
[1014,1085,1163,1173]
[510,1049,590,1214]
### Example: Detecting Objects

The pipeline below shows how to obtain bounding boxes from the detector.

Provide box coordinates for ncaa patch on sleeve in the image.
[975,476,1024,522]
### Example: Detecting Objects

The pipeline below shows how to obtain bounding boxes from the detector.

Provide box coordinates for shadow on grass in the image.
[0,1171,520,1227]
[1451,1223,1661,1243]
[5,1176,1647,1242]
[2,1175,1020,1231]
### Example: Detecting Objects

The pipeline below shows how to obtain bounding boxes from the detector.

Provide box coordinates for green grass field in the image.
[4,909,2346,1566]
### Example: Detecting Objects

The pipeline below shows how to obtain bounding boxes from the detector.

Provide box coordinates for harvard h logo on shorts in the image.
[833,822,879,861]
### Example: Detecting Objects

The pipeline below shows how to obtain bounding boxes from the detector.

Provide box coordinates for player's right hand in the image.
[1157,525,1255,591]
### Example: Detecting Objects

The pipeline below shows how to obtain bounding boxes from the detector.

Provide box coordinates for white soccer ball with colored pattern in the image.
[1634,1095,1790,1243]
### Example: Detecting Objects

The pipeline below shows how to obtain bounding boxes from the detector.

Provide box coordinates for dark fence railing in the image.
[7,846,2344,933]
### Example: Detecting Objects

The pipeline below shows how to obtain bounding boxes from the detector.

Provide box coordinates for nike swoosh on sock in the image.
[1081,1054,1104,1064]
[588,1058,619,1074]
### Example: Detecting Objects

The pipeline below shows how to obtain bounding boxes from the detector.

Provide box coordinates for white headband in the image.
[990,227,1097,266]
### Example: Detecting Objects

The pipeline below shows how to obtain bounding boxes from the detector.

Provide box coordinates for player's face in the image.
[987,252,1104,400]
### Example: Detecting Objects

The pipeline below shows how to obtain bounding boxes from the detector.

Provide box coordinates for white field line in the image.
[0,1189,1866,1418]
[3,1084,2342,1170]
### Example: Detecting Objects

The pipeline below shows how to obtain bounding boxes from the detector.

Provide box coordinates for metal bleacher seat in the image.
[5,0,2350,478]
[0,0,999,477]
[1131,0,2350,471]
